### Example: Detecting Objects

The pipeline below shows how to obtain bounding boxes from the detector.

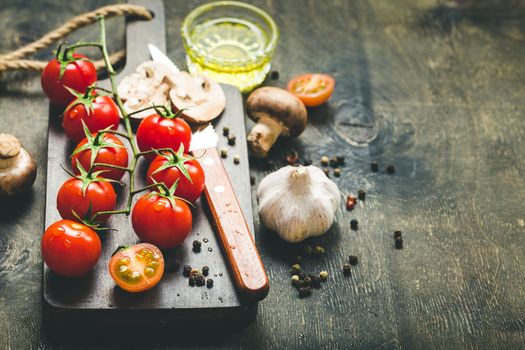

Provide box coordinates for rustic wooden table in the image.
[1,0,524,349]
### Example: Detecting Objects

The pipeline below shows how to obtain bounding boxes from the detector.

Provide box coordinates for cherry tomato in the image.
[287,73,335,107]
[63,95,120,142]
[71,133,129,181]
[57,178,116,222]
[41,54,97,107]
[136,114,192,161]
[147,154,205,203]
[131,192,192,249]
[42,220,101,277]
[109,243,164,293]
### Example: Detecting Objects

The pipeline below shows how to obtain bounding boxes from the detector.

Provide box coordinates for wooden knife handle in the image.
[198,148,269,301]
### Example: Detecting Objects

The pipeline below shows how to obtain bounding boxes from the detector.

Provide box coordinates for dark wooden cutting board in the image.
[43,0,257,326]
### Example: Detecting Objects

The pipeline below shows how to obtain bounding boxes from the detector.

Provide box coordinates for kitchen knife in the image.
[148,44,269,302]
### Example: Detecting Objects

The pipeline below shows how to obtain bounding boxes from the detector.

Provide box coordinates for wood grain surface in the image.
[1,0,525,349]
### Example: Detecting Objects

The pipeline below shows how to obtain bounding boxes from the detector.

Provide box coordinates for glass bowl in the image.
[181,1,279,92]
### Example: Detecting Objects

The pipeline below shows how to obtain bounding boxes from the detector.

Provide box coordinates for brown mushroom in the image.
[167,72,226,124]
[0,134,37,197]
[246,87,308,158]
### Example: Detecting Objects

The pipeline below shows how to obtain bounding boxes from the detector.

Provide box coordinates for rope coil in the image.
[0,4,152,72]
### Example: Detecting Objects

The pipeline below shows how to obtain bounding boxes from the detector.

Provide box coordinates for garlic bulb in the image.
[256,165,340,243]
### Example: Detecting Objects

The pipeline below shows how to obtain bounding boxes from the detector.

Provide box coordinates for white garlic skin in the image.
[256,165,340,243]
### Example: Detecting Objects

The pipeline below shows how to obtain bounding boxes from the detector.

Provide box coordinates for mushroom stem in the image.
[247,115,284,158]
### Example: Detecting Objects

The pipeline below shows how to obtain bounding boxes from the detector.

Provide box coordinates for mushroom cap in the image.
[246,87,308,137]
[0,133,20,159]
[167,72,226,123]
[0,135,37,198]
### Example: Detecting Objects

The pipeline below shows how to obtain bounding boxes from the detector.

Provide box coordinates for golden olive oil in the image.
[185,18,272,92]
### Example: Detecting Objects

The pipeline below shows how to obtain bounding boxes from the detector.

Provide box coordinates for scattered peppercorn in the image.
[330,158,338,168]
[202,266,209,276]
[371,161,379,172]
[395,237,403,249]
[297,272,307,280]
[348,255,359,265]
[233,154,240,164]
[350,219,358,230]
[285,151,299,164]
[206,278,214,288]
[320,156,329,166]
[294,279,305,288]
[227,135,236,146]
[336,156,345,165]
[291,264,302,274]
[343,264,352,276]
[298,287,312,298]
[303,276,312,286]
[334,168,341,177]
[192,240,202,252]
[303,159,312,166]
[358,189,366,200]
[319,271,329,281]
[311,276,322,289]
[394,230,402,239]
[386,164,395,174]
[302,244,312,255]
[183,265,192,277]
[189,275,196,286]
[313,246,325,256]
[270,70,280,80]
[323,168,330,177]
[220,147,228,158]
[222,126,229,136]
[195,274,205,286]
[291,275,300,283]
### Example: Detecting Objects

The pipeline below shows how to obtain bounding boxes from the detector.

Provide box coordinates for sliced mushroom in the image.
[0,134,37,197]
[167,72,226,123]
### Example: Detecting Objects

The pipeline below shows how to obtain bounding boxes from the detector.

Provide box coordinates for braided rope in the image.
[0,4,152,72]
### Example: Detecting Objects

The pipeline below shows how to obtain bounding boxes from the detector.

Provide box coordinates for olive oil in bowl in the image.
[182,2,279,92]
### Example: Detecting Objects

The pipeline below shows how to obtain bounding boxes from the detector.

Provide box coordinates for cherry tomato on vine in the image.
[146,147,205,203]
[41,53,97,107]
[136,113,192,161]
[287,73,335,107]
[71,132,129,181]
[109,243,164,293]
[57,164,117,222]
[132,191,192,249]
[63,94,120,142]
[42,220,101,277]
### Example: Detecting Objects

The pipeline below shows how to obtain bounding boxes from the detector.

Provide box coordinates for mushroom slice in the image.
[167,72,226,123]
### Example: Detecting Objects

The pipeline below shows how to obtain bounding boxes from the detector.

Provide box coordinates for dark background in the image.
[1,0,525,349]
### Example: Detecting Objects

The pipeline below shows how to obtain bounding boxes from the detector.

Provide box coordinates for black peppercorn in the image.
[386,164,395,174]
[206,278,214,288]
[222,126,229,136]
[297,272,307,280]
[192,240,201,252]
[358,189,366,201]
[227,135,236,146]
[303,159,312,166]
[343,264,352,276]
[293,279,305,288]
[330,158,338,168]
[395,237,403,249]
[394,230,402,239]
[270,70,280,80]
[195,274,205,286]
[298,287,312,298]
[183,265,192,277]
[336,156,345,165]
[350,219,358,230]
[311,276,322,289]
[348,255,358,265]
[303,276,312,286]
[371,161,379,172]
[202,266,209,276]
[189,275,196,286]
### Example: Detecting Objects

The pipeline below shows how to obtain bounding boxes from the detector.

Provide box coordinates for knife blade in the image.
[148,44,269,301]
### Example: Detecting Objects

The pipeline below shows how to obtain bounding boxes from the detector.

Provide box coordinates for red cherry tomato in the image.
[287,73,335,107]
[71,133,129,181]
[62,95,120,142]
[147,154,205,203]
[136,114,192,161]
[42,220,101,277]
[109,243,164,293]
[131,192,192,249]
[57,178,116,222]
[41,54,97,107]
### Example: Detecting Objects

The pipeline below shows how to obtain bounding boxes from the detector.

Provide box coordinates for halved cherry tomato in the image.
[42,220,101,277]
[146,151,205,203]
[131,192,192,249]
[109,243,164,293]
[57,177,116,222]
[71,133,129,181]
[136,114,192,161]
[41,53,97,107]
[287,73,335,107]
[63,95,120,142]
